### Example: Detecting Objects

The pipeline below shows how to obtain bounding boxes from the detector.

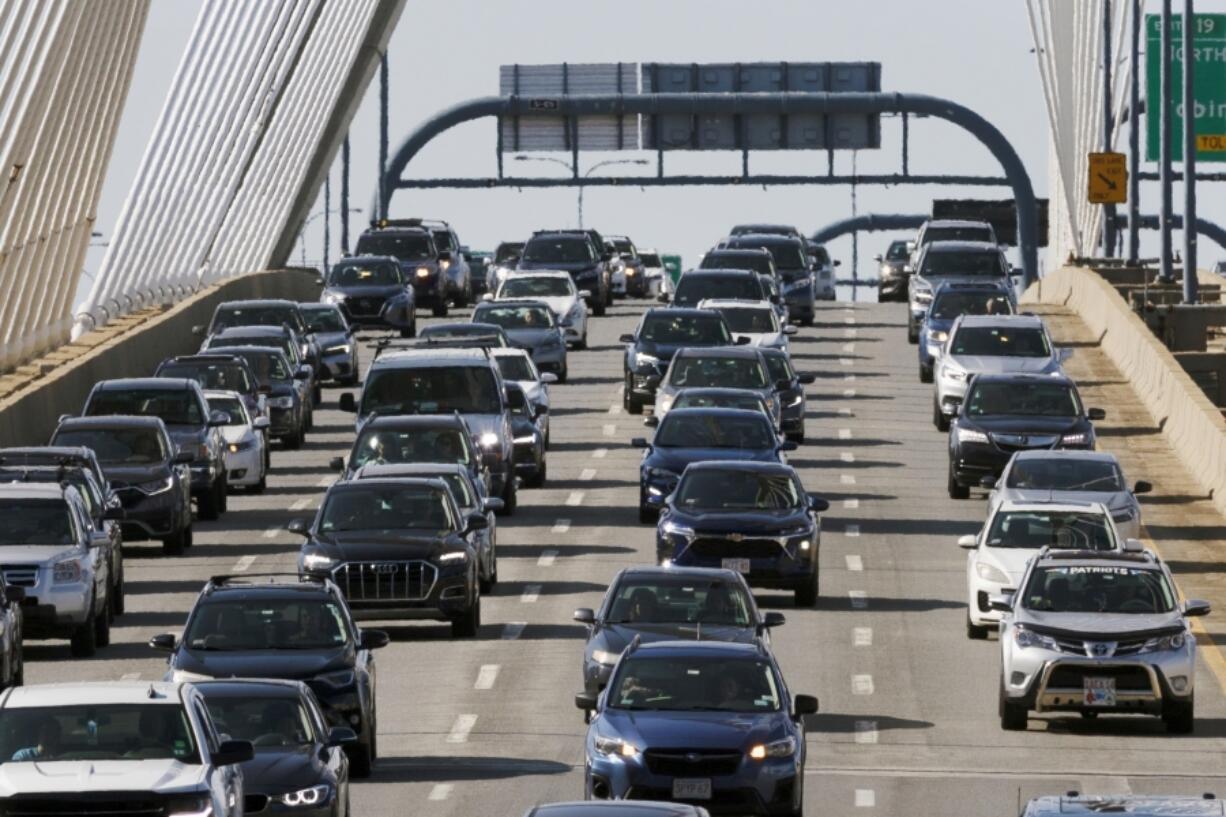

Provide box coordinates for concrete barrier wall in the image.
[1022,266,1226,517]
[0,269,322,447]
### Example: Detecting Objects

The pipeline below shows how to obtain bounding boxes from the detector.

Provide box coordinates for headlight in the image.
[786,393,804,408]
[415,267,430,278]
[513,434,537,445]
[438,551,469,563]
[167,795,213,817]
[591,649,620,666]
[269,396,295,409]
[137,475,175,495]
[941,366,967,382]
[1111,507,1136,523]
[169,669,214,683]
[661,520,694,539]
[748,736,797,760]
[646,467,679,482]
[1061,431,1091,445]
[975,562,1010,584]
[52,559,82,584]
[914,290,933,304]
[321,291,343,305]
[479,432,500,448]
[1142,632,1187,653]
[302,552,335,570]
[931,330,948,342]
[594,736,638,757]
[957,427,989,444]
[634,352,660,368]
[324,344,351,355]
[440,259,451,270]
[1014,626,1058,650]
[279,785,331,808]
[657,395,674,413]
[313,669,356,689]
[228,439,257,453]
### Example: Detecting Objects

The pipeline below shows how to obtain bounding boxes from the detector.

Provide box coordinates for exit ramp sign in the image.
[1088,152,1127,204]
[1146,13,1226,162]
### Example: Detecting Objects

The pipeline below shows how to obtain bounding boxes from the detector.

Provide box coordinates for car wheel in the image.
[286,427,303,450]
[947,463,969,500]
[252,471,267,494]
[625,375,645,415]
[399,327,413,339]
[966,614,989,640]
[502,475,517,516]
[794,569,819,608]
[527,458,546,488]
[639,505,658,525]
[70,610,98,658]
[452,592,480,638]
[799,315,814,327]
[13,643,23,687]
[1163,697,1195,734]
[907,318,919,344]
[162,526,187,556]
[313,383,322,405]
[113,569,125,615]
[218,477,228,513]
[95,598,111,647]
[592,295,607,317]
[184,524,193,549]
[197,481,222,521]
[934,400,950,432]
[786,426,805,444]
[348,741,373,779]
[919,363,933,383]
[999,678,1028,731]
[432,299,449,318]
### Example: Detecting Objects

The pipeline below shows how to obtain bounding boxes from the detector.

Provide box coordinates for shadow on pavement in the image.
[803,713,934,733]
[372,756,573,783]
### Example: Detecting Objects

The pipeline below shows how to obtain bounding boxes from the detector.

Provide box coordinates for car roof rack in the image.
[1037,546,1156,563]
[368,217,429,230]
[206,573,328,590]
[372,337,498,360]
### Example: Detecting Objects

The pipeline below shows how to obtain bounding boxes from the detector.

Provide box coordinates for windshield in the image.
[886,240,910,261]
[212,306,300,333]
[701,253,773,277]
[474,305,554,329]
[640,315,731,344]
[0,499,75,545]
[673,391,767,414]
[500,277,572,298]
[494,243,524,263]
[203,697,314,750]
[675,471,802,511]
[52,428,165,465]
[522,237,593,263]
[639,252,661,267]
[986,510,1116,550]
[88,389,202,426]
[320,485,454,533]
[931,291,1013,320]
[922,251,1005,277]
[719,307,777,334]
[0,705,198,763]
[674,275,763,306]
[610,657,780,712]
[655,413,775,449]
[966,381,1079,417]
[362,367,500,414]
[950,326,1050,358]
[301,308,347,333]
[159,362,253,394]
[1022,565,1176,614]
[355,233,433,260]
[669,356,769,389]
[607,578,753,626]
[208,335,297,363]
[495,355,536,382]
[1006,458,1125,492]
[351,429,472,469]
[924,226,994,244]
[229,350,291,383]
[328,262,402,287]
[185,599,349,651]
[742,241,806,270]
[206,396,246,423]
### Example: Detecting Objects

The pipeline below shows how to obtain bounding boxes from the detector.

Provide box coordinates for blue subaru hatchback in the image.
[917,281,1014,383]
[576,640,817,816]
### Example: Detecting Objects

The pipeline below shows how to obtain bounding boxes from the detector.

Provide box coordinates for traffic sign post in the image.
[1088,152,1128,204]
[1146,13,1226,162]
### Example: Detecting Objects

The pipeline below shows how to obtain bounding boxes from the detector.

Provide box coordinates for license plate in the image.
[721,558,750,574]
[672,778,712,800]
[1083,676,1116,707]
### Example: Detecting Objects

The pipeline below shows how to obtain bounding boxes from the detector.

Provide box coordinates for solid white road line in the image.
[854,721,878,744]
[593,448,608,459]
[852,674,875,695]
[845,555,863,572]
[840,474,856,485]
[446,714,477,743]
[551,519,571,533]
[853,627,873,647]
[579,468,597,481]
[501,622,526,640]
[521,585,541,603]
[233,555,257,573]
[429,784,454,801]
[849,591,868,609]
[843,498,860,509]
[840,452,856,463]
[845,524,860,537]
[855,789,876,808]
[537,550,558,567]
[474,665,500,690]
[566,492,585,506]
[838,429,852,439]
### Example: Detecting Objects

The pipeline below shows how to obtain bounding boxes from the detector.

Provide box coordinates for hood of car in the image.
[1017,610,1184,638]
[241,746,328,793]
[965,416,1086,435]
[596,623,758,653]
[331,284,405,298]
[102,463,172,484]
[667,508,809,534]
[0,545,81,564]
[533,295,578,317]
[999,487,1130,511]
[947,355,1057,375]
[502,328,560,349]
[176,645,353,680]
[0,759,207,796]
[308,531,461,561]
[646,447,779,473]
[733,332,784,349]
[220,426,253,445]
[461,413,505,442]
[602,709,788,751]
[314,330,350,349]
[977,546,1039,583]
[166,427,207,449]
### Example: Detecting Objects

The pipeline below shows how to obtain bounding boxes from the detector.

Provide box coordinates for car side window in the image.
[303,693,327,742]
[192,700,220,755]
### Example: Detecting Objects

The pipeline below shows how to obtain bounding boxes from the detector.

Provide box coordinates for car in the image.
[465,248,493,298]
[525,802,712,817]
[0,577,22,689]
[150,574,387,777]
[1021,794,1226,817]
[330,413,487,490]
[291,478,485,636]
[416,218,474,306]
[960,499,1126,639]
[197,679,354,817]
[729,224,803,239]
[80,378,230,520]
[355,219,450,316]
[608,235,648,297]
[339,347,517,511]
[49,415,194,555]
[0,483,111,656]
[575,639,817,815]
[667,270,769,309]
[663,388,774,424]
[934,314,1067,430]
[472,299,569,381]
[352,462,502,592]
[657,462,827,607]
[154,353,268,433]
[700,247,778,282]
[491,270,589,349]
[505,381,547,487]
[319,255,418,336]
[633,407,795,523]
[299,302,361,385]
[637,248,667,298]
[907,240,1013,343]
[0,681,253,814]
[987,450,1152,540]
[573,566,784,694]
[917,281,1015,383]
[995,548,1207,733]
[491,347,557,442]
[875,239,914,302]
[806,243,838,302]
[486,240,525,292]
[697,299,796,351]
[518,229,613,316]
[721,234,822,322]
[911,218,998,266]
[620,309,737,415]
[203,390,269,493]
[416,321,510,348]
[213,346,310,449]
[758,347,814,443]
[948,373,1105,498]
[194,299,322,381]
[653,347,782,425]
[203,324,320,410]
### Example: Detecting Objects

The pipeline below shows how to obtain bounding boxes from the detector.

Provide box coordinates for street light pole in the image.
[514,155,648,228]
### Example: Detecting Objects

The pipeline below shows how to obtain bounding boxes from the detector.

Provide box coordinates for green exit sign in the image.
[1147,13,1226,162]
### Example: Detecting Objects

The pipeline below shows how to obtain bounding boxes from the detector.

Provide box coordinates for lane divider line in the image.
[608,404,621,415]
[838,408,852,417]
[446,714,477,743]
[840,452,856,463]
[844,328,858,338]
[537,550,558,567]
[838,429,852,440]
[854,720,878,744]
[316,476,334,488]
[602,424,616,437]
[853,627,873,647]
[855,789,876,808]
[290,498,312,511]
[120,672,141,681]
[842,342,856,353]
[521,584,541,603]
[579,468,597,481]
[843,389,856,398]
[233,555,257,573]
[262,527,280,539]
[566,491,585,506]
[845,555,863,572]
[840,474,856,485]
[429,784,454,801]
[551,519,571,534]
[501,622,526,640]
[843,498,860,509]
[839,358,854,367]
[845,524,860,537]
[474,665,499,690]
[849,590,868,609]
[593,448,608,459]
[852,674,875,696]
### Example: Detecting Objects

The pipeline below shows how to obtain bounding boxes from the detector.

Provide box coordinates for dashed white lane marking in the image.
[233,555,257,572]
[579,468,597,481]
[849,590,868,609]
[501,622,526,640]
[838,428,852,439]
[521,584,541,603]
[843,498,860,509]
[839,358,853,367]
[854,720,878,744]
[844,328,858,338]
[446,714,477,743]
[844,317,857,325]
[843,389,856,398]
[551,519,571,533]
[853,627,873,647]
[290,498,312,511]
[262,527,280,539]
[855,789,876,808]
[602,424,616,436]
[316,476,334,488]
[608,404,621,415]
[593,448,608,459]
[845,555,863,572]
[120,672,141,681]
[852,674,875,695]
[845,524,860,537]
[474,665,500,690]
[840,452,855,463]
[844,374,856,382]
[842,342,855,353]
[838,407,852,416]
[429,784,454,801]
[537,550,558,567]
[840,474,856,485]
[566,491,585,506]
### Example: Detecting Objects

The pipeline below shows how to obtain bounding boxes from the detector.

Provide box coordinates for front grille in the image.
[991,433,1060,453]
[1050,636,1151,657]
[644,748,742,777]
[345,297,385,318]
[0,794,171,817]
[1,565,38,587]
[244,795,269,814]
[1047,665,1153,692]
[689,537,785,560]
[332,561,436,602]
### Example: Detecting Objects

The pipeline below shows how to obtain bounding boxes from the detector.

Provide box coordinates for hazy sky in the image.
[81,0,1226,303]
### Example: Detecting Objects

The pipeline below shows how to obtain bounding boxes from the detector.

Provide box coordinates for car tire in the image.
[639,505,658,525]
[399,328,414,339]
[70,610,98,658]
[313,383,322,405]
[592,294,607,317]
[452,592,481,638]
[907,319,919,344]
[934,401,950,432]
[794,570,819,608]
[13,643,23,687]
[526,458,546,488]
[786,425,805,444]
[285,427,303,450]
[999,679,1028,731]
[947,463,970,500]
[348,741,373,779]
[799,315,814,328]
[1164,697,1195,734]
[432,299,448,318]
[966,615,989,640]
[919,363,933,383]
[557,363,568,384]
[575,333,588,350]
[502,475,517,516]
[218,477,228,513]
[162,525,188,556]
[252,471,266,494]
[625,375,645,415]
[198,481,222,521]
[113,569,125,615]
[95,598,111,647]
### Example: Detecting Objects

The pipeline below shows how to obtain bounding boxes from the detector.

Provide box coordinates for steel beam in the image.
[811,214,929,244]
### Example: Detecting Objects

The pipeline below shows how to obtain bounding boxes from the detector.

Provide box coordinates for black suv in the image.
[320,255,417,337]
[518,230,612,316]
[213,346,309,450]
[149,574,388,777]
[50,415,194,555]
[153,354,268,441]
[620,308,736,414]
[329,413,487,488]
[194,300,321,384]
[290,478,485,637]
[723,234,817,325]
[356,219,450,316]
[80,379,230,520]
[417,218,473,307]
[667,269,770,308]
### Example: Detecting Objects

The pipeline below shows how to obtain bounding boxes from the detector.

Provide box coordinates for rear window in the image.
[522,237,593,264]
[328,263,402,287]
[0,705,199,764]
[669,356,768,389]
[674,275,763,307]
[351,428,472,469]
[362,366,501,415]
[87,388,203,426]
[924,226,994,245]
[922,250,1005,277]
[640,314,731,344]
[158,363,253,394]
[950,326,1049,358]
[700,252,773,277]
[212,306,301,334]
[355,233,433,260]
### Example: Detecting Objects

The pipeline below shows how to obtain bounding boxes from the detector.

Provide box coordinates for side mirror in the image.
[212,740,255,767]
[338,393,357,413]
[619,333,635,343]
[631,437,649,449]
[286,518,309,535]
[465,513,489,532]
[797,373,816,385]
[807,494,829,512]
[540,373,558,384]
[148,633,176,652]
[958,534,978,549]
[253,416,270,430]
[834,260,842,267]
[1184,599,1212,617]
[782,325,798,336]
[775,379,792,392]
[1133,480,1153,494]
[779,441,798,452]
[173,450,195,465]
[208,410,232,427]
[1087,407,1106,421]
[103,505,126,521]
[793,694,819,717]
[987,594,1013,613]
[294,365,311,380]
[359,629,390,650]
[575,691,598,712]
[4,586,24,603]
[1123,537,1145,553]
[735,336,752,346]
[979,475,997,489]
[762,611,786,628]
[483,497,505,513]
[769,295,781,305]
[329,456,345,471]
[578,290,592,299]
[873,254,883,262]
[573,608,596,625]
[326,727,358,747]
[643,416,659,428]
